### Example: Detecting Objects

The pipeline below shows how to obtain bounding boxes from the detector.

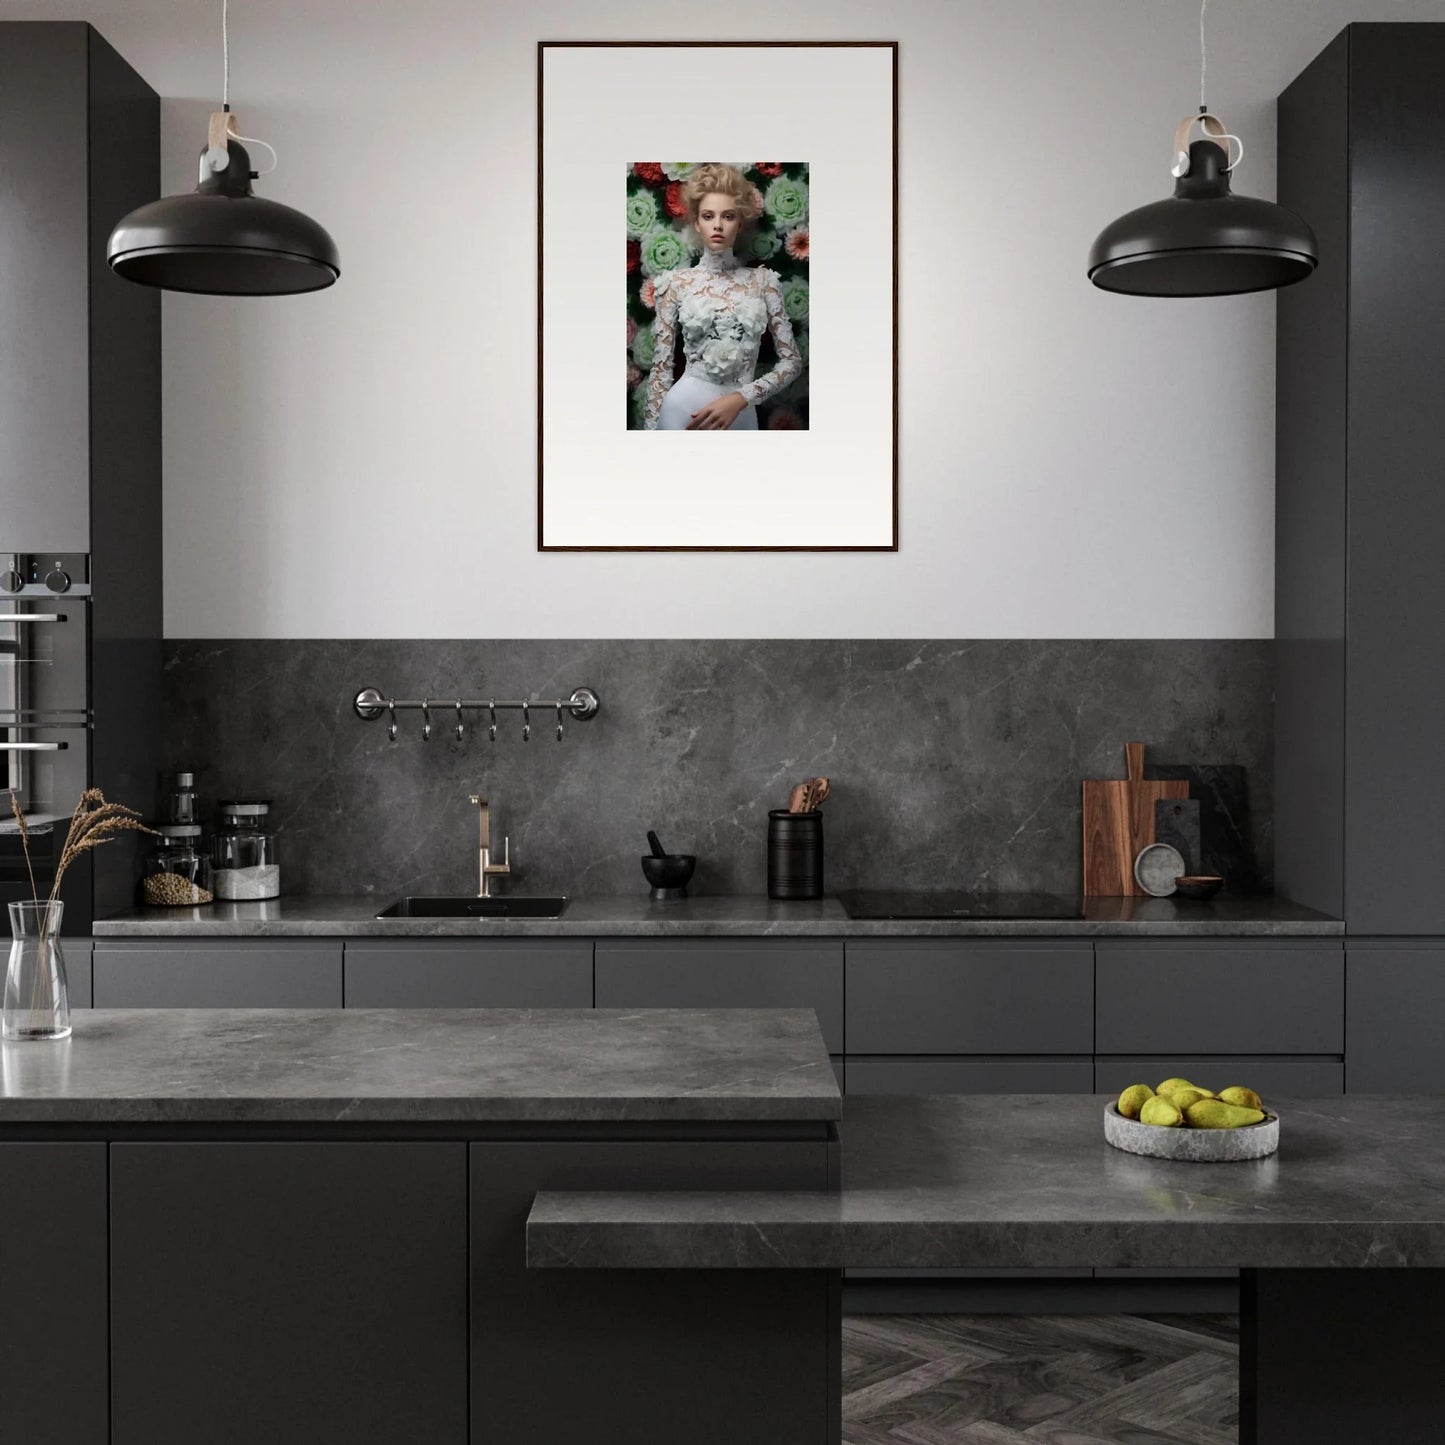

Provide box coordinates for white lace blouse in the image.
[642,246,804,430]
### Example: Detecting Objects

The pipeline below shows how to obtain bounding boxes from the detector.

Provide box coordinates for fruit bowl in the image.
[1104,1103,1279,1161]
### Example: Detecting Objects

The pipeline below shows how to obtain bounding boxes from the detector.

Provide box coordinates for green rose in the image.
[745,228,780,261]
[780,277,810,322]
[764,176,809,229]
[625,188,660,239]
[630,325,656,369]
[639,226,687,277]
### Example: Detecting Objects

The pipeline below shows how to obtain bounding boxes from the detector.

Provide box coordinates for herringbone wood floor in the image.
[842,1313,1239,1444]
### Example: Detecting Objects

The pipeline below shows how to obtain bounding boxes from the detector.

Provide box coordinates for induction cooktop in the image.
[838,891,1084,921]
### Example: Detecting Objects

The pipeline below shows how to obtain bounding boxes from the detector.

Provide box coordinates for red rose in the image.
[626,239,641,274]
[663,181,687,218]
[754,162,784,176]
[632,162,665,186]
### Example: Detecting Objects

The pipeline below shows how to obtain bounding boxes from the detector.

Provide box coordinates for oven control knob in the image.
[0,569,22,593]
[44,568,71,595]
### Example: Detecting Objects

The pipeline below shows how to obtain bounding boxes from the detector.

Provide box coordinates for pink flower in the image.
[767,409,802,430]
[755,162,784,177]
[627,364,642,388]
[632,162,665,186]
[784,227,810,261]
[626,316,637,346]
[640,278,656,309]
[664,181,687,218]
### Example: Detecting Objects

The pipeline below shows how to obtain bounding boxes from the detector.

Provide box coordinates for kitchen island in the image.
[533,1093,1445,1445]
[0,1007,840,1445]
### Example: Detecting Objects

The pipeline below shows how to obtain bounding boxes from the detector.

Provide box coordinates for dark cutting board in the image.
[1144,763,1260,893]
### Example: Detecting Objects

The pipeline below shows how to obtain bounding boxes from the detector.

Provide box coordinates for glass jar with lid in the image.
[212,800,281,901]
[141,825,214,907]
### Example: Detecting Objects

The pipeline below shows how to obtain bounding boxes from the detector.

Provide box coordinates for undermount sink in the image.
[376,896,569,919]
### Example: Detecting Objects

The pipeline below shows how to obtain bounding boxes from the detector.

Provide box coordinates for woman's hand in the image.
[686,392,747,430]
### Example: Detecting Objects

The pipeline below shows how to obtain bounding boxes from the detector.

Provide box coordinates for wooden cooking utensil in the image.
[1082,742,1189,896]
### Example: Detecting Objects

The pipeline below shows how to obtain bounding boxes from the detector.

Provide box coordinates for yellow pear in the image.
[1140,1096,1184,1127]
[1156,1077,1197,1096]
[1162,1087,1211,1111]
[1117,1084,1154,1119]
[1218,1086,1264,1111]
[1185,1099,1266,1129]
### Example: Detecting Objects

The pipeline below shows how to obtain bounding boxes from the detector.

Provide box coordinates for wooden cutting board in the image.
[1082,743,1189,896]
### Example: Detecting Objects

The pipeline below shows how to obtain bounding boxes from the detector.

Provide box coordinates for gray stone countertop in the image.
[527,1093,1445,1270]
[0,1008,840,1124]
[91,893,1343,938]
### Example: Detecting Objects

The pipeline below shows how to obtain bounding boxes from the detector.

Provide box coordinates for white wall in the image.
[2,0,1438,638]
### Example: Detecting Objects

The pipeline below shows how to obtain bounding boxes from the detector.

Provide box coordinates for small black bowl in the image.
[642,854,695,900]
[1173,875,1224,901]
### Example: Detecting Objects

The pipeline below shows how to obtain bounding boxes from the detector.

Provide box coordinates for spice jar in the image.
[142,825,214,907]
[211,800,281,901]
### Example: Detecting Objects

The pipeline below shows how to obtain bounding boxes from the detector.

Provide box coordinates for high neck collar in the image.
[698,244,738,273]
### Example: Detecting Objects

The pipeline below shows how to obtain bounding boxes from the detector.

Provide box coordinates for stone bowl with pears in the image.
[1105,1076,1279,1161]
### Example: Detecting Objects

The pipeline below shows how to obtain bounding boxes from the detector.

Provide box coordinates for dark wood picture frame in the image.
[537,40,899,553]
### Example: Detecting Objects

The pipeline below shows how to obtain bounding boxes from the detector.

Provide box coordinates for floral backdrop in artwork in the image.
[626,162,810,431]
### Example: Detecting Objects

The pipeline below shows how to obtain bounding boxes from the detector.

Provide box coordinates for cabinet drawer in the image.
[845,1057,1094,1095]
[1095,942,1343,1054]
[1094,1056,1344,1097]
[594,942,843,1053]
[1346,945,1445,1091]
[93,941,343,1008]
[846,942,1092,1055]
[344,941,592,1009]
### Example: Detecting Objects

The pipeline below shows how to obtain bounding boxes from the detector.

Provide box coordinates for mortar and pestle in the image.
[642,830,695,900]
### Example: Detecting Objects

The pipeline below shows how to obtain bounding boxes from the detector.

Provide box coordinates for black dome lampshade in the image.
[1088,130,1317,298]
[108,117,339,296]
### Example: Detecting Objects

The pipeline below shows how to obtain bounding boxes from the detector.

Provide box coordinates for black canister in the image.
[768,809,824,900]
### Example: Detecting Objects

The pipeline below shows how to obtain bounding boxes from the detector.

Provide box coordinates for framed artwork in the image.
[537,41,898,551]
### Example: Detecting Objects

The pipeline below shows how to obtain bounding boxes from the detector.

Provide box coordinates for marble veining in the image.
[160,640,1274,900]
[0,1008,840,1123]
[92,892,1341,937]
[527,1094,1445,1270]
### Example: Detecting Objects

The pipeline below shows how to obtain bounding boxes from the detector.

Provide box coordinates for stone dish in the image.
[1134,842,1186,896]
[1104,1102,1280,1161]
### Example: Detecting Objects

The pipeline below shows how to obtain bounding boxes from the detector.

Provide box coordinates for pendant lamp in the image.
[107,0,338,295]
[1087,0,1315,297]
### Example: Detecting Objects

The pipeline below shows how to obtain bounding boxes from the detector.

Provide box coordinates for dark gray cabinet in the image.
[1095,1056,1344,1097]
[595,940,844,1053]
[847,1057,1094,1094]
[94,940,343,1007]
[1095,942,1343,1055]
[470,1139,833,1445]
[1277,24,1445,935]
[0,1144,108,1445]
[846,941,1093,1055]
[1346,944,1445,1092]
[344,939,592,1008]
[110,1142,468,1445]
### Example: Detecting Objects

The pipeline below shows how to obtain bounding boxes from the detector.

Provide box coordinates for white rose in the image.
[734,297,767,340]
[700,337,745,381]
[678,292,719,342]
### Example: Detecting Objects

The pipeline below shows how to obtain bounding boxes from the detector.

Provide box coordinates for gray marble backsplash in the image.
[160,641,1273,900]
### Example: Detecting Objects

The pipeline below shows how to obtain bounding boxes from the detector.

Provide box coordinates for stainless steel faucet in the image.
[467,794,511,897]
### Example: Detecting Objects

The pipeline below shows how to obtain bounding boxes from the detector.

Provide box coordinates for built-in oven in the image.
[0,555,92,927]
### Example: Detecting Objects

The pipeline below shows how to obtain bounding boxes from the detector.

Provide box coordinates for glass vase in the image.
[4,901,71,1042]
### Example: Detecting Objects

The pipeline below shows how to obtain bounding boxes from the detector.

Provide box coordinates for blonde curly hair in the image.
[682,164,761,225]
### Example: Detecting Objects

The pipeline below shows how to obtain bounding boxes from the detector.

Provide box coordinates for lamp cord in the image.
[1199,0,1207,111]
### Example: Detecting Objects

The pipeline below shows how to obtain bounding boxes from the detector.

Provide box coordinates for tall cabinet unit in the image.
[0,22,161,929]
[1276,23,1445,1089]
